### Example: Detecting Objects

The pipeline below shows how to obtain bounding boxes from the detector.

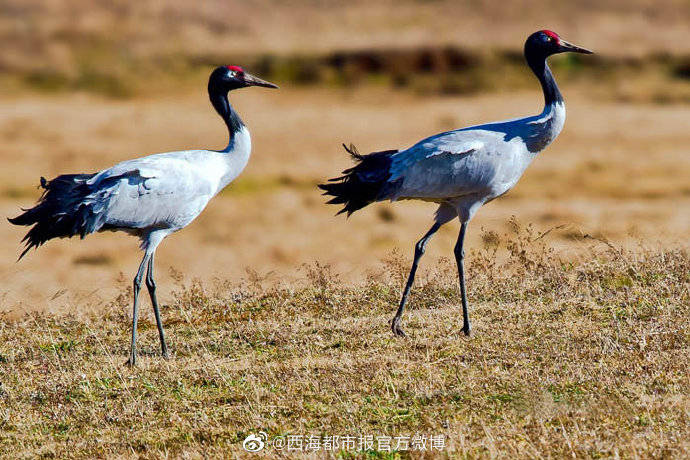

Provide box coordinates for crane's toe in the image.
[391,318,407,337]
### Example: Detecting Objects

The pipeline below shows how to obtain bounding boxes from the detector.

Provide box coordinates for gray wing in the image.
[86,152,218,231]
[387,129,528,201]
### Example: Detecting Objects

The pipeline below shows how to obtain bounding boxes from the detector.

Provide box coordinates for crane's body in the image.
[10,66,277,365]
[320,30,591,337]
[75,127,251,243]
[381,101,565,217]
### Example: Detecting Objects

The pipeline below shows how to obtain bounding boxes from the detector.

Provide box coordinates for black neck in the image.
[526,55,563,106]
[208,85,244,147]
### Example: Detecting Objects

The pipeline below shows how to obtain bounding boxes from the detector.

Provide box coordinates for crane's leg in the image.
[391,222,442,337]
[146,253,169,359]
[454,222,471,336]
[126,253,150,366]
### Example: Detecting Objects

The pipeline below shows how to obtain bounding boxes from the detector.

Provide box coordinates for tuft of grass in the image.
[0,225,688,457]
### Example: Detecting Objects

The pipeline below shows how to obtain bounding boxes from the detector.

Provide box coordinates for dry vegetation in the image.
[2,0,689,106]
[1,0,689,458]
[2,87,688,312]
[1,224,688,457]
[2,0,689,68]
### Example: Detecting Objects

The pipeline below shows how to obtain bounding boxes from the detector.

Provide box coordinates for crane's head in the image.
[525,30,593,60]
[209,65,279,92]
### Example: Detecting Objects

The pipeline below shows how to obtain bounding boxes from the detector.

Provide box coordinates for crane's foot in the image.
[461,324,471,337]
[391,317,407,337]
[124,355,137,367]
[161,350,170,360]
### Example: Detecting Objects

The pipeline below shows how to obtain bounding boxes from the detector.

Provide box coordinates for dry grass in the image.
[1,0,688,69]
[0,224,687,457]
[1,0,688,104]
[2,87,688,310]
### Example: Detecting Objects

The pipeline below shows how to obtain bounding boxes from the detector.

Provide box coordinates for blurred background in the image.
[1,0,688,314]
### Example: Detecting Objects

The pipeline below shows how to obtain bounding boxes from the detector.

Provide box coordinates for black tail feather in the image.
[9,173,96,260]
[318,143,398,216]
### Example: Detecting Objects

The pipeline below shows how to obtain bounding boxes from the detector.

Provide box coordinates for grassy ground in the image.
[2,0,688,102]
[3,87,688,312]
[1,224,687,458]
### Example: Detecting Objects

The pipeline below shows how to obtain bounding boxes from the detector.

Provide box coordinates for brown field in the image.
[1,237,688,458]
[1,1,689,458]
[2,86,688,313]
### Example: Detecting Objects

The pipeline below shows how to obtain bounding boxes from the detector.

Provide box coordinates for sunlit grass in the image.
[1,224,687,457]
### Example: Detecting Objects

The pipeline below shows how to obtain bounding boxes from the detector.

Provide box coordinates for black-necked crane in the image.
[320,30,592,337]
[9,66,278,365]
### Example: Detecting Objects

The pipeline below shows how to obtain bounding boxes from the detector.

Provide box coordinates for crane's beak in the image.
[559,40,594,54]
[242,72,279,89]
